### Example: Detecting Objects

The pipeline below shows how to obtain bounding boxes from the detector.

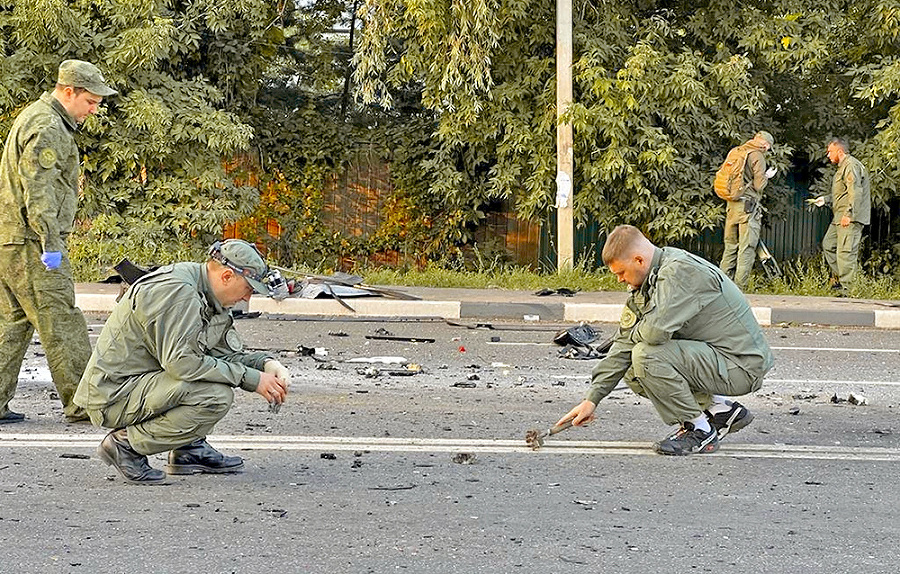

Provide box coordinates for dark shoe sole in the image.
[654,440,719,456]
[165,462,245,475]
[0,417,26,424]
[96,444,167,485]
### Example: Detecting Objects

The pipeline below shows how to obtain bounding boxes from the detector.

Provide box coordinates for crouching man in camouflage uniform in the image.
[74,240,291,484]
[557,225,774,455]
[0,60,117,424]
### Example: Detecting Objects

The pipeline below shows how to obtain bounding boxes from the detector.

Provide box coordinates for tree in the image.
[353,0,900,251]
[0,0,280,275]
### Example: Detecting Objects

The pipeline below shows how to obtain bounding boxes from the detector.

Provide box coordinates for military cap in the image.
[210,239,269,294]
[57,60,118,97]
[755,130,775,147]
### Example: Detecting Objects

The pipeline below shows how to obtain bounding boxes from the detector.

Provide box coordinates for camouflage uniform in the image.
[586,247,773,425]
[74,263,274,455]
[0,92,91,420]
[719,141,769,289]
[822,154,871,287]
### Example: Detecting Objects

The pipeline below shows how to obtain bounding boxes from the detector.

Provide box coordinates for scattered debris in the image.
[788,406,801,415]
[450,453,477,465]
[328,331,349,337]
[298,345,328,357]
[452,381,477,388]
[523,314,540,322]
[346,356,408,364]
[467,373,480,381]
[848,393,868,406]
[490,336,501,342]
[831,392,869,405]
[534,288,579,297]
[233,310,261,320]
[553,324,613,360]
[320,453,337,460]
[365,334,435,343]
[792,392,818,400]
[315,363,338,370]
[59,453,91,460]
[368,484,417,491]
[573,499,598,506]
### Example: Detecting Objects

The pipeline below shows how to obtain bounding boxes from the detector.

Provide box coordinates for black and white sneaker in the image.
[706,401,754,439]
[654,422,719,456]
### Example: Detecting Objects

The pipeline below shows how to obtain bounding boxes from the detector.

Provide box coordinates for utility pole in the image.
[555,0,574,271]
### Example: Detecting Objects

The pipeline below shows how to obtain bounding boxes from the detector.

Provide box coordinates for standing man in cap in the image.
[718,131,777,289]
[0,60,118,424]
[74,239,292,484]
[809,137,871,292]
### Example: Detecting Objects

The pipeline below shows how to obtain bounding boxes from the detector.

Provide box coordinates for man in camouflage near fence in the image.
[0,60,117,424]
[809,137,871,292]
[718,131,777,289]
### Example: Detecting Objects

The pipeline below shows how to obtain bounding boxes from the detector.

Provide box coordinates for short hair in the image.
[828,137,849,153]
[602,225,646,265]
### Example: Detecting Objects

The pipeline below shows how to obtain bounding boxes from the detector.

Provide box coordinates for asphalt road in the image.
[1,316,898,574]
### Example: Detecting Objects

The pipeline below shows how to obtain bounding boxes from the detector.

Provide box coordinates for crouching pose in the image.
[557,225,773,455]
[75,239,291,483]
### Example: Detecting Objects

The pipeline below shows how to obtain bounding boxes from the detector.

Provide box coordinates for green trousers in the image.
[625,340,764,425]
[88,371,234,455]
[0,241,90,419]
[822,222,863,287]
[719,200,761,289]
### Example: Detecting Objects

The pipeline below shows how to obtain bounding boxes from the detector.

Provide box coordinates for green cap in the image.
[211,239,269,294]
[57,60,117,97]
[755,130,775,147]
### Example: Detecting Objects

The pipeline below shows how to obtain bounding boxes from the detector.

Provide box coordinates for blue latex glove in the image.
[41,251,62,270]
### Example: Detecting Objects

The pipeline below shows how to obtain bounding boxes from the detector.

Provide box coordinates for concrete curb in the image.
[73,290,900,329]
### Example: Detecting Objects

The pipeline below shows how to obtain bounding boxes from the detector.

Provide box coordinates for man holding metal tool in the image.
[556,225,773,455]
[74,239,291,484]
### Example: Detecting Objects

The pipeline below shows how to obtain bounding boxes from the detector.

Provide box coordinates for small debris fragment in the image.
[328,331,349,337]
[452,381,477,388]
[320,453,337,460]
[848,393,868,406]
[788,406,801,415]
[59,453,90,460]
[451,453,477,465]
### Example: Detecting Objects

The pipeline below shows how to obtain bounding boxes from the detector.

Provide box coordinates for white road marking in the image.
[765,378,900,387]
[2,434,898,462]
[772,346,900,353]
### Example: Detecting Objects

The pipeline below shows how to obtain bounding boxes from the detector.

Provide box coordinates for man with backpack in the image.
[716,131,777,289]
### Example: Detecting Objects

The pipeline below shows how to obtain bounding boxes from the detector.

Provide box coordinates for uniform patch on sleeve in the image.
[619,307,637,329]
[38,147,57,169]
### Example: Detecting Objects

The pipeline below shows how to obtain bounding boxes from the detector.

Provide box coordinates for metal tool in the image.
[525,420,574,450]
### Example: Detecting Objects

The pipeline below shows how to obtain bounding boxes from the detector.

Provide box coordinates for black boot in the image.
[166,438,244,475]
[0,410,25,424]
[97,429,166,485]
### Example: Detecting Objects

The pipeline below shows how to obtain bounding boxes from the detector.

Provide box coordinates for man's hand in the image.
[765,166,777,179]
[256,371,288,405]
[841,214,851,227]
[264,359,292,387]
[41,251,62,270]
[556,400,597,427]
[805,196,826,208]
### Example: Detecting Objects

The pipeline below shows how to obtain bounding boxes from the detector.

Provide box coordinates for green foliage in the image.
[0,0,277,272]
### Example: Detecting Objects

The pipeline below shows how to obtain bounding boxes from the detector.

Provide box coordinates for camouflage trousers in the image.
[0,241,90,419]
[86,371,234,455]
[822,222,864,287]
[624,340,764,425]
[719,198,762,289]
